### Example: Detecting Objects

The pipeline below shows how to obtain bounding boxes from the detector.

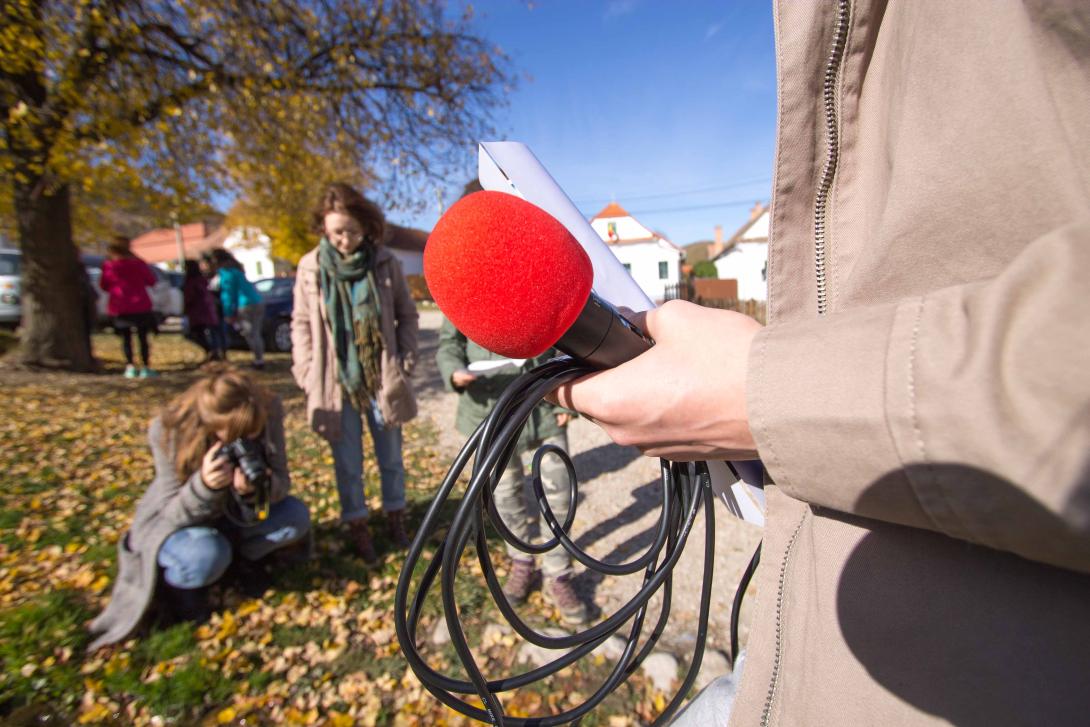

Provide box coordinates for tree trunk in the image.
[11,178,96,372]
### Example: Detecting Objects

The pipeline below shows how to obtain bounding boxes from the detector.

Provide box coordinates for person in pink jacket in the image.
[100,236,158,378]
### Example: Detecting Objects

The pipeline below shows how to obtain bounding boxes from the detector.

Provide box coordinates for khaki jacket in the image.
[291,246,418,441]
[734,2,1090,725]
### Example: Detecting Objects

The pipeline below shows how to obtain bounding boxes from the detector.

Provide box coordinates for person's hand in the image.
[549,300,762,461]
[555,412,572,428]
[200,444,234,490]
[451,369,478,389]
[231,468,255,497]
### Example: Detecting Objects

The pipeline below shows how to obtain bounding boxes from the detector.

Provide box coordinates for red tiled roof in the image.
[592,202,631,219]
[385,224,427,253]
[130,222,226,264]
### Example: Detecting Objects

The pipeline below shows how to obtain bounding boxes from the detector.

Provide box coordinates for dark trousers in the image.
[185,323,225,355]
[119,327,150,366]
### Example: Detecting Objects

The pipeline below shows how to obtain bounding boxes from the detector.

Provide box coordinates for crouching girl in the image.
[88,368,311,651]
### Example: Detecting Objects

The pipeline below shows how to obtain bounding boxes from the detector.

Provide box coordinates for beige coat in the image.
[733,2,1090,725]
[290,245,418,441]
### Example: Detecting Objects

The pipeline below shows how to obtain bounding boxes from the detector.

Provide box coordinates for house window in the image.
[623,263,632,273]
[658,261,668,279]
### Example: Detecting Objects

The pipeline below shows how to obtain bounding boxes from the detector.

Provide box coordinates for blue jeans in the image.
[330,397,406,522]
[157,495,311,589]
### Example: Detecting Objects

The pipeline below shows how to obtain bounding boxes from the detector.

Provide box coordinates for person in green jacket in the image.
[436,316,588,624]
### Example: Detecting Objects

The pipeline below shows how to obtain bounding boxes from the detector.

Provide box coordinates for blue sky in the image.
[392,0,778,247]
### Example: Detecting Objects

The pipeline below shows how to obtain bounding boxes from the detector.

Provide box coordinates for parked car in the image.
[0,249,182,329]
[0,247,20,328]
[83,254,184,324]
[225,276,294,353]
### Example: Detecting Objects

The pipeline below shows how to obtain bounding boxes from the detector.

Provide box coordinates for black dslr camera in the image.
[216,438,271,522]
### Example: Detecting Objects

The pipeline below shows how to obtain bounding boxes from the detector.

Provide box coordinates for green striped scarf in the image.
[318,237,384,411]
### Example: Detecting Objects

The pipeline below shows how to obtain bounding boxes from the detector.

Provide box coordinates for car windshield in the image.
[0,253,19,275]
[255,278,290,294]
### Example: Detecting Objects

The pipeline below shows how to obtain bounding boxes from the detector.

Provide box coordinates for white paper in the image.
[467,358,526,376]
[476,141,764,527]
[478,142,654,313]
[707,460,766,527]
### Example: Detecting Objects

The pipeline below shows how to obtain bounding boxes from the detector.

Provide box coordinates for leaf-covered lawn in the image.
[0,334,661,726]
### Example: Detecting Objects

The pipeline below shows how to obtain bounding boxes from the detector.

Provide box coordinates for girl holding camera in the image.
[290,182,418,563]
[88,368,311,650]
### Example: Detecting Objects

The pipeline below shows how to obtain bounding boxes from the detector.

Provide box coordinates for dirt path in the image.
[412,309,763,660]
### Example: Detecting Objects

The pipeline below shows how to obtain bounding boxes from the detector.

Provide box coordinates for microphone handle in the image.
[555,295,767,504]
[555,292,654,369]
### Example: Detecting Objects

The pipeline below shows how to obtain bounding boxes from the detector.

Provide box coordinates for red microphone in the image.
[425,191,653,369]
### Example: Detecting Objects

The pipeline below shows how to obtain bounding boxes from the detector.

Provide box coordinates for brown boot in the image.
[544,574,589,625]
[348,519,378,564]
[501,558,538,604]
[387,509,411,549]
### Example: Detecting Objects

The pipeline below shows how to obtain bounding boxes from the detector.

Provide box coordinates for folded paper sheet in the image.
[476,141,765,526]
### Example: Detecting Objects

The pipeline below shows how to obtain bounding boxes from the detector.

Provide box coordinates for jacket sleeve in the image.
[436,316,469,392]
[219,269,239,318]
[290,266,313,391]
[389,258,419,373]
[146,418,227,529]
[141,261,156,287]
[265,396,292,503]
[747,219,1090,574]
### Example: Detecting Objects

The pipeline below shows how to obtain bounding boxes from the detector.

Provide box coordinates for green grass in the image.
[0,335,661,725]
[0,591,91,712]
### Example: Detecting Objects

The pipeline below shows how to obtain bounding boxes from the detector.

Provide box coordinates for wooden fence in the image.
[663,281,767,324]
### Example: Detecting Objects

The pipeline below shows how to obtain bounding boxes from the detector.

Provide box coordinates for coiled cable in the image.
[395,356,754,725]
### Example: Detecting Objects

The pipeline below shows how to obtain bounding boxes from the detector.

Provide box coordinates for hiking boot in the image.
[348,519,379,564]
[544,574,589,625]
[502,558,538,604]
[387,509,411,549]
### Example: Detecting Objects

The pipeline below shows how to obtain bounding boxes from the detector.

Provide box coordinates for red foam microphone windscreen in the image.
[424,191,594,358]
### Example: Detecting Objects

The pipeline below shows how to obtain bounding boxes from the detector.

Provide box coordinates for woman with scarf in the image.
[290,183,418,563]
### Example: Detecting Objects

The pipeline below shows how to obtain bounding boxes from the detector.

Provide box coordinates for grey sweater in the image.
[88,397,291,651]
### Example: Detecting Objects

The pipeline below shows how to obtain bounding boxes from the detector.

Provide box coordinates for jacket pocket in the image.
[379,351,417,427]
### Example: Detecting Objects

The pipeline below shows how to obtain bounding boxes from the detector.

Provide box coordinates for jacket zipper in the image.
[760,511,809,727]
[760,4,851,725]
[813,0,851,317]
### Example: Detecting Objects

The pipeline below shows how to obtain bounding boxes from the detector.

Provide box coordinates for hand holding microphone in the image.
[426,190,762,460]
[550,300,761,461]
[404,189,761,726]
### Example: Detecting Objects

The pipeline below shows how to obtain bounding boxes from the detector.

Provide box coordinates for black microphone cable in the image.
[395,356,760,726]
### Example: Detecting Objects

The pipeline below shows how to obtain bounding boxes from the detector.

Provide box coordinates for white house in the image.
[589,202,683,303]
[384,224,427,276]
[712,203,769,301]
[223,227,293,280]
